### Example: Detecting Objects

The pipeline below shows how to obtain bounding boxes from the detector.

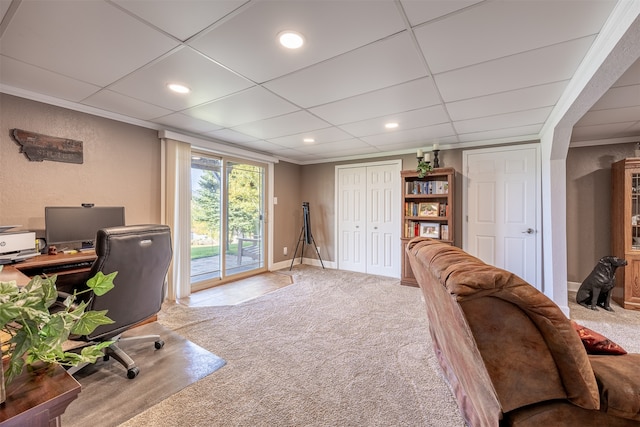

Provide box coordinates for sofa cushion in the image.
[571,321,627,355]
[590,354,640,421]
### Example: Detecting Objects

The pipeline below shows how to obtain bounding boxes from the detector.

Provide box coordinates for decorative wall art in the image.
[11,129,83,164]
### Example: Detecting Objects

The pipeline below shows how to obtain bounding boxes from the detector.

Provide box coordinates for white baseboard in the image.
[567,281,580,292]
[270,257,336,272]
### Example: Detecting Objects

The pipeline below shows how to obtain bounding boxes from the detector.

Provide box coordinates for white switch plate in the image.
[273,197,278,205]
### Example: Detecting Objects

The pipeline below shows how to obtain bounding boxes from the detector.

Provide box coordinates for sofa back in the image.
[406,238,600,426]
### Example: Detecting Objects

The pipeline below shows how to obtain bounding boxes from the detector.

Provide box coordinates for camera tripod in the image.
[290,202,325,270]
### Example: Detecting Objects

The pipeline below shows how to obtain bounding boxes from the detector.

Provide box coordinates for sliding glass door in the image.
[190,153,265,287]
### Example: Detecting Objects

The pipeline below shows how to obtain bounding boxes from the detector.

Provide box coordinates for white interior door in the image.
[338,167,366,273]
[336,160,401,277]
[366,165,400,277]
[463,145,541,287]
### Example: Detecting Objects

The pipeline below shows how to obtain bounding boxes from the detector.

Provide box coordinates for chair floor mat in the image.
[61,322,226,427]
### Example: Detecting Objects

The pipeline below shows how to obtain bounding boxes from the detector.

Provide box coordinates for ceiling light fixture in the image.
[385,122,399,129]
[303,138,315,144]
[167,83,190,94]
[278,31,304,49]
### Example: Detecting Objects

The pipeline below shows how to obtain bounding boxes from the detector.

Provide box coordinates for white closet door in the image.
[366,165,400,277]
[336,161,401,278]
[337,167,367,273]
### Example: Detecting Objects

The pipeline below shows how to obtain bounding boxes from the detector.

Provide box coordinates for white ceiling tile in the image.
[1,1,12,22]
[0,1,179,86]
[362,123,456,146]
[446,81,567,121]
[339,105,450,137]
[0,1,633,164]
[155,113,222,133]
[435,36,596,102]
[612,58,640,87]
[415,0,616,74]
[113,0,247,41]
[205,128,258,144]
[589,85,640,110]
[571,121,640,141]
[183,86,299,127]
[295,139,370,154]
[109,47,253,110]
[453,107,551,134]
[309,78,441,125]
[82,90,173,120]
[264,32,427,108]
[232,111,329,140]
[457,125,541,143]
[189,0,405,83]
[268,127,353,148]
[0,55,101,102]
[575,105,640,128]
[400,0,483,26]
[233,139,287,153]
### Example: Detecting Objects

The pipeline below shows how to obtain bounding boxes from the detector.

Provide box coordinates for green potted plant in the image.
[0,268,116,402]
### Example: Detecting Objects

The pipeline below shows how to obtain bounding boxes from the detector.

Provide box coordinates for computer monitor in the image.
[45,206,125,249]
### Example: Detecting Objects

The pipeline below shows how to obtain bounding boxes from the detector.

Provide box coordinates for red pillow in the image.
[570,320,627,355]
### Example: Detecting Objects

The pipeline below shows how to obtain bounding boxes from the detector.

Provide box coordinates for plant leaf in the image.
[87,271,117,296]
[71,310,114,336]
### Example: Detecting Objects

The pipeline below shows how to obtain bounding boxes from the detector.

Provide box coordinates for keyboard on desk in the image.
[42,260,94,274]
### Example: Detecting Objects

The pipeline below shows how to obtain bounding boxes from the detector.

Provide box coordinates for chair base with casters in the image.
[67,332,165,379]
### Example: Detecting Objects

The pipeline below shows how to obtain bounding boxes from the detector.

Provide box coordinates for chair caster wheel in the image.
[155,340,165,349]
[127,367,139,379]
[103,355,110,361]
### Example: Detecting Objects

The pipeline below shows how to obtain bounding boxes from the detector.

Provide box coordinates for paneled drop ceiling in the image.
[1,0,639,164]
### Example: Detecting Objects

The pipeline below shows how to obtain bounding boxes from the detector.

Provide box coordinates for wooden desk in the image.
[0,362,81,427]
[2,252,98,293]
[0,255,89,426]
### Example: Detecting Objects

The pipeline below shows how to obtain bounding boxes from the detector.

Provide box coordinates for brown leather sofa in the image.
[406,237,640,427]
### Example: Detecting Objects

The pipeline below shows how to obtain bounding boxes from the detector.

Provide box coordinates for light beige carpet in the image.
[115,269,640,427]
[122,266,465,427]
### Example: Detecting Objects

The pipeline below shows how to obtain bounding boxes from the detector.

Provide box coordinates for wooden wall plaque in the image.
[11,129,83,164]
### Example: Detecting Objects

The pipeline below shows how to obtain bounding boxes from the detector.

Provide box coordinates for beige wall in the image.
[298,149,463,264]
[272,161,302,264]
[0,94,162,240]
[566,143,637,283]
[3,93,635,284]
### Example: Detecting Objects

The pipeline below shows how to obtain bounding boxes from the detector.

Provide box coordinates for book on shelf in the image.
[441,225,449,240]
[406,180,449,195]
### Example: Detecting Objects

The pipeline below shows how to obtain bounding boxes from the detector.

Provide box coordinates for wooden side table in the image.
[0,363,81,427]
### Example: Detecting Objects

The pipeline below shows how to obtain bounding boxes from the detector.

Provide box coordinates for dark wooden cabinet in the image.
[401,168,455,286]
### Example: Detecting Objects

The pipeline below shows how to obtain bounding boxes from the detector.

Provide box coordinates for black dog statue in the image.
[576,256,627,311]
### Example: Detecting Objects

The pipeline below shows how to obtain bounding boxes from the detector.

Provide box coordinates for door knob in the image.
[522,228,534,234]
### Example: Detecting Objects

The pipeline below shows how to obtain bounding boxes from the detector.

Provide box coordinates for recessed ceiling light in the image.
[167,83,190,94]
[303,138,315,144]
[385,122,399,129]
[278,31,304,49]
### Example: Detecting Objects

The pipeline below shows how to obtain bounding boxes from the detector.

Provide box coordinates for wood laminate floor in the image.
[178,271,293,307]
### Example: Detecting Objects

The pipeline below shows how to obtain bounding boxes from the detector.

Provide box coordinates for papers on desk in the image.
[0,250,38,264]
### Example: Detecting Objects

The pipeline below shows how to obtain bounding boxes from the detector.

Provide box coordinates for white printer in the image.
[0,228,38,264]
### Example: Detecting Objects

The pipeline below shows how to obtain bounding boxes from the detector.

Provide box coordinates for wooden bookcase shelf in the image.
[401,167,455,286]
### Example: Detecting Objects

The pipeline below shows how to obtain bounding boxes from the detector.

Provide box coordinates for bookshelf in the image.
[401,168,455,286]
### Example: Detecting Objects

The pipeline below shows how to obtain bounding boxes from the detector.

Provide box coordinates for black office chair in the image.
[64,224,173,379]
